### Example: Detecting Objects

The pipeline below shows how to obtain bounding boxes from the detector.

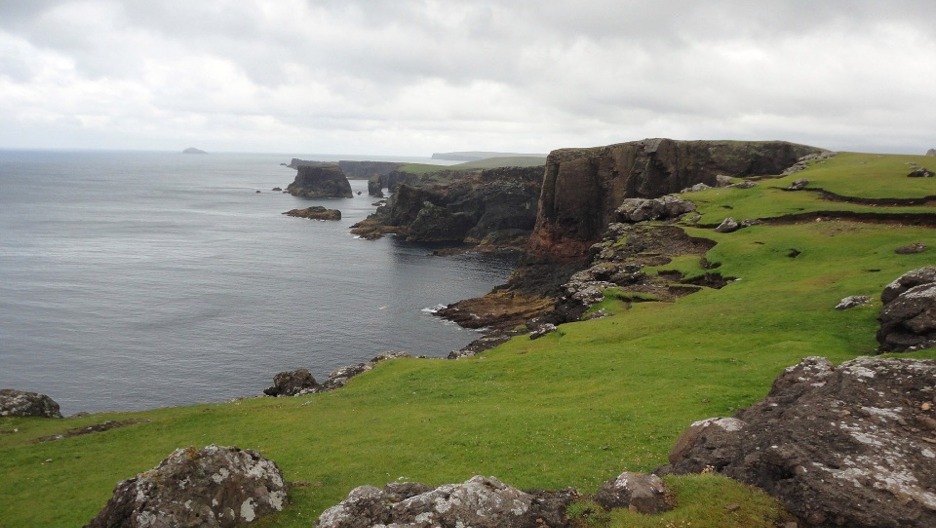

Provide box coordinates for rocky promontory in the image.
[285,163,353,199]
[351,165,543,249]
[529,138,825,262]
[282,206,341,221]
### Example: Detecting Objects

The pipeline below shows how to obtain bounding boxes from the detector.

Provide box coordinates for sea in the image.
[0,150,518,415]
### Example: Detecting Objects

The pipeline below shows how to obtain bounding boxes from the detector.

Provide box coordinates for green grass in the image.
[1,152,935,527]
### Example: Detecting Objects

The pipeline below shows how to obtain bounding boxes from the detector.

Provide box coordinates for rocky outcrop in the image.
[286,163,353,199]
[0,389,62,418]
[926,149,936,157]
[264,352,412,397]
[351,166,543,249]
[86,445,286,527]
[835,295,870,310]
[593,472,675,514]
[615,195,696,223]
[263,368,318,396]
[907,167,934,178]
[877,267,936,352]
[283,206,341,221]
[662,356,936,528]
[528,139,824,262]
[314,475,576,528]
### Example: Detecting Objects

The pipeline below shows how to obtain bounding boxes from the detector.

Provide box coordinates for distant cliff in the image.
[352,166,543,249]
[287,159,403,179]
[286,163,353,199]
[529,138,825,261]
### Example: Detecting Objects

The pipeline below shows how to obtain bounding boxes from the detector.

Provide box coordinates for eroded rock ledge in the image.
[286,163,353,199]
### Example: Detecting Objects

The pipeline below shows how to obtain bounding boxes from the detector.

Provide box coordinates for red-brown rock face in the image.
[528,138,823,262]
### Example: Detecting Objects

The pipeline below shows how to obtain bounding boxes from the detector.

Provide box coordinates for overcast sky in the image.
[1,1,934,156]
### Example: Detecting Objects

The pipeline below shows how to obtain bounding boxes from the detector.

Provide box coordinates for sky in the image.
[1,0,934,156]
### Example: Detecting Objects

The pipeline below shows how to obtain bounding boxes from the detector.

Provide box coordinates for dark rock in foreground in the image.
[662,356,936,527]
[283,206,341,221]
[286,163,353,198]
[594,471,675,514]
[315,475,576,528]
[0,389,62,418]
[86,444,286,528]
[877,267,936,352]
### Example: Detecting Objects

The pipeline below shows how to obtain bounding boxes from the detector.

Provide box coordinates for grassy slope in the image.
[1,153,935,527]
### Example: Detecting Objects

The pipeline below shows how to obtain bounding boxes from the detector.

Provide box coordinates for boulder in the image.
[263,368,319,397]
[877,282,936,352]
[715,217,740,233]
[282,206,341,221]
[786,178,809,190]
[895,242,927,254]
[881,266,936,304]
[0,389,62,418]
[664,356,936,528]
[615,195,696,223]
[86,445,287,528]
[286,163,353,198]
[907,167,934,178]
[835,295,870,310]
[314,475,576,528]
[529,322,557,340]
[593,472,675,514]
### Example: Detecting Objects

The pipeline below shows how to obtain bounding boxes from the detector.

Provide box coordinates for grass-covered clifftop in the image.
[1,152,934,527]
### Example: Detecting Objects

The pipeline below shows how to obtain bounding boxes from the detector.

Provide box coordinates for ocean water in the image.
[0,150,517,415]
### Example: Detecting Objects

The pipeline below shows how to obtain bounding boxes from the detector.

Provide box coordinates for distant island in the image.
[182,147,207,154]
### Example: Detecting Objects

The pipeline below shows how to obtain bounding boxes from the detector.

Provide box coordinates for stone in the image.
[663,356,936,528]
[86,445,286,528]
[529,322,557,339]
[594,472,675,514]
[0,389,62,418]
[926,148,936,157]
[877,282,936,352]
[787,178,809,190]
[835,295,870,310]
[895,242,927,254]
[263,368,319,397]
[715,217,740,233]
[314,475,576,528]
[907,167,934,178]
[882,267,936,304]
[615,195,696,223]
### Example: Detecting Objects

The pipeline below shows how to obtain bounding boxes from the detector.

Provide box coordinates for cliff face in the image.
[352,166,543,248]
[286,163,353,199]
[529,138,825,261]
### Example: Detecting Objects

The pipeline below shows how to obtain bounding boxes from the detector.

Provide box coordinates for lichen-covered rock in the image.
[895,242,928,254]
[615,195,696,223]
[86,445,287,528]
[878,267,936,352]
[786,178,809,190]
[664,356,936,528]
[263,368,319,397]
[594,472,674,514]
[315,475,576,528]
[907,167,934,178]
[835,295,870,310]
[0,389,62,418]
[715,217,740,233]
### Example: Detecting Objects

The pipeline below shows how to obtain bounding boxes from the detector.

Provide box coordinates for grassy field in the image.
[1,152,934,527]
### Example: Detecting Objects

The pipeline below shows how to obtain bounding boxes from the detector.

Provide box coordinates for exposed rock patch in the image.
[594,471,675,514]
[283,206,341,221]
[877,267,936,352]
[835,295,870,310]
[662,356,936,528]
[0,389,62,418]
[907,167,934,178]
[615,195,696,223]
[314,475,576,528]
[896,242,928,254]
[265,353,412,397]
[286,163,353,199]
[37,419,140,443]
[786,178,810,191]
[86,445,287,528]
